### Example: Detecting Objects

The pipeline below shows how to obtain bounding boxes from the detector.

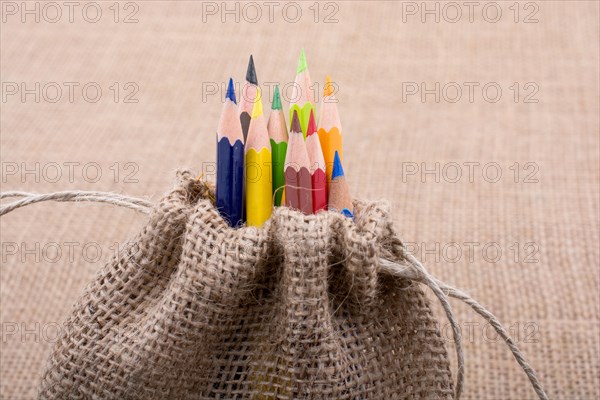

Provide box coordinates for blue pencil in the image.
[216,78,245,226]
[328,151,353,219]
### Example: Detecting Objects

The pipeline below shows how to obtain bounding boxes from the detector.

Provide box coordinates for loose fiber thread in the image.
[0,190,548,400]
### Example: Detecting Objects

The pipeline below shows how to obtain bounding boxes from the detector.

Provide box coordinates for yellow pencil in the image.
[245,87,272,227]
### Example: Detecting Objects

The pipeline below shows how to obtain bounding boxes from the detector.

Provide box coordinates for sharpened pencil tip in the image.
[272,85,282,110]
[324,76,334,97]
[246,55,258,85]
[306,109,317,136]
[297,48,308,74]
[290,110,301,133]
[226,78,236,104]
[332,151,344,179]
[251,87,263,118]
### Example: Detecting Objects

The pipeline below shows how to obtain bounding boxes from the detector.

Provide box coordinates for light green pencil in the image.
[289,49,316,138]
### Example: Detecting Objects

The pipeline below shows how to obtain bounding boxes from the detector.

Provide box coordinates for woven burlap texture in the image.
[38,172,453,399]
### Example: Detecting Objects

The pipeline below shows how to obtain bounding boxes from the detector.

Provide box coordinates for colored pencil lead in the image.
[246,54,258,85]
[251,87,263,118]
[290,108,301,133]
[331,151,344,179]
[324,75,334,96]
[306,108,317,135]
[272,85,282,110]
[226,77,236,104]
[297,48,308,74]
[240,55,259,142]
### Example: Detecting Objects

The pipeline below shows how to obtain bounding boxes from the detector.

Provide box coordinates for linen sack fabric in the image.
[38,171,453,399]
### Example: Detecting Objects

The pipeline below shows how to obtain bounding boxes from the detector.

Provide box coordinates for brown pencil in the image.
[284,110,312,214]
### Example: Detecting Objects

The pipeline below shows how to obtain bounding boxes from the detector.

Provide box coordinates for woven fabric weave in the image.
[38,172,453,399]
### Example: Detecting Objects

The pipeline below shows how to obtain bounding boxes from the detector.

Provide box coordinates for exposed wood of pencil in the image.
[328,151,353,218]
[245,87,272,227]
[216,78,245,226]
[268,86,288,207]
[289,49,316,138]
[305,110,327,213]
[318,75,343,187]
[239,55,258,142]
[284,110,312,214]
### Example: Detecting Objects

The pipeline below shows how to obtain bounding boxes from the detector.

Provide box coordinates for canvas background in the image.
[1,1,598,398]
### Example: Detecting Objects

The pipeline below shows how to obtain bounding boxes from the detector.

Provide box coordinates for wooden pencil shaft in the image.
[216,86,245,227]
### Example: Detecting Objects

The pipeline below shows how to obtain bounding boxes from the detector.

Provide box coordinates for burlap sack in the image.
[38,171,453,399]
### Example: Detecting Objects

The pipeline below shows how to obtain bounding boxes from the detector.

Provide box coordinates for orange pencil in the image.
[305,110,327,213]
[318,76,343,187]
[284,110,312,214]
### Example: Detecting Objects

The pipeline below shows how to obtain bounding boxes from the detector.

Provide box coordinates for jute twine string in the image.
[0,191,153,215]
[0,190,548,400]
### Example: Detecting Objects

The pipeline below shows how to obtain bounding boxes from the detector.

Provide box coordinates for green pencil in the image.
[267,86,288,206]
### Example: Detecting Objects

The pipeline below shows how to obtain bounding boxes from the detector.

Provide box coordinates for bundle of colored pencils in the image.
[215,50,353,228]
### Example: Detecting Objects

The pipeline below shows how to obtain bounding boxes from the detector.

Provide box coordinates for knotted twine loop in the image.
[0,190,548,400]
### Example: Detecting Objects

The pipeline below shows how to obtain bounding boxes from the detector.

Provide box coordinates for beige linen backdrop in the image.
[1,1,598,398]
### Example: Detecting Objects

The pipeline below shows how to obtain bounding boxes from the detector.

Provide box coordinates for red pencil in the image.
[305,110,327,213]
